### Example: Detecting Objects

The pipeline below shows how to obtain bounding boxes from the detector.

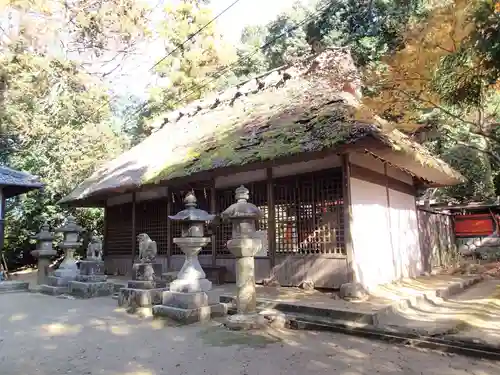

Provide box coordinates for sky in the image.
[113,0,305,98]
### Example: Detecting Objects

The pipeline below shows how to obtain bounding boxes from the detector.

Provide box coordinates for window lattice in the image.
[215,181,268,255]
[274,168,345,255]
[106,202,133,256]
[135,198,168,256]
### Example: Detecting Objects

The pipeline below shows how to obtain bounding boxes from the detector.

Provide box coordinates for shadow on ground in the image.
[1,292,500,375]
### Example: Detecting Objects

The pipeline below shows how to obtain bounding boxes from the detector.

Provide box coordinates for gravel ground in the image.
[0,292,499,375]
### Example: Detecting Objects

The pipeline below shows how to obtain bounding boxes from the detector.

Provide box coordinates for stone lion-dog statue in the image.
[137,233,157,263]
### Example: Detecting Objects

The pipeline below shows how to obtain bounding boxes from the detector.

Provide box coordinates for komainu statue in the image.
[86,235,103,260]
[137,233,157,263]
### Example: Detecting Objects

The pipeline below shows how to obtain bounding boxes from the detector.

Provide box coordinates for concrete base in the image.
[79,260,105,276]
[152,303,227,324]
[46,275,74,287]
[68,281,114,299]
[169,278,212,293]
[127,280,168,289]
[0,281,30,293]
[224,313,268,331]
[118,287,168,308]
[161,290,220,308]
[39,284,67,296]
[75,274,107,282]
[132,263,163,281]
[54,267,78,279]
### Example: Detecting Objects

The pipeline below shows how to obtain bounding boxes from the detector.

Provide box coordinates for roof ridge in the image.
[152,47,359,133]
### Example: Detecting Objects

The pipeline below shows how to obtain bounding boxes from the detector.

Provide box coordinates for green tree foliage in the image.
[0,2,134,267]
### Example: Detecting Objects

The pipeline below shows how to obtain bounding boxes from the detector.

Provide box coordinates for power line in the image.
[125,0,332,129]
[90,0,244,118]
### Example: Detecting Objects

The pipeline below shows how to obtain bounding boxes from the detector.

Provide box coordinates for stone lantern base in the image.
[39,267,79,296]
[152,290,227,324]
[117,262,169,311]
[0,280,30,294]
[68,260,114,299]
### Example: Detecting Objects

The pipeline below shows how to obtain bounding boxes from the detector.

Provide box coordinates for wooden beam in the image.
[131,192,136,271]
[384,163,395,272]
[266,168,276,268]
[210,182,217,266]
[341,154,354,283]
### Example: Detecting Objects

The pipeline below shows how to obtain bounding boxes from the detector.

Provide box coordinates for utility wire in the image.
[90,0,244,118]
[124,0,332,129]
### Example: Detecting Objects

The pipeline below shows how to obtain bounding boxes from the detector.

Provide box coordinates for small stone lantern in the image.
[221,185,264,327]
[54,215,83,279]
[168,192,215,293]
[31,222,57,285]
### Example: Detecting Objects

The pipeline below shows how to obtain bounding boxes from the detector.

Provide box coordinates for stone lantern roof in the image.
[32,222,54,241]
[55,216,83,233]
[221,186,263,220]
[168,192,215,222]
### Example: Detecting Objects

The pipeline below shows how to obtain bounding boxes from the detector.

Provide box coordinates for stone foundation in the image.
[118,287,168,308]
[0,281,30,294]
[39,274,75,296]
[133,263,163,281]
[68,281,114,299]
[152,289,227,324]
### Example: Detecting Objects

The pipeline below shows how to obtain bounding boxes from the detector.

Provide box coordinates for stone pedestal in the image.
[152,192,226,324]
[118,262,168,310]
[68,260,113,298]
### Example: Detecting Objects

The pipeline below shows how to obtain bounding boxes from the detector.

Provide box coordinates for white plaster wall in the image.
[388,188,422,279]
[350,177,422,290]
[350,177,395,290]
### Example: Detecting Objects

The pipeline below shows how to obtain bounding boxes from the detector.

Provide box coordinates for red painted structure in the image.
[454,213,498,237]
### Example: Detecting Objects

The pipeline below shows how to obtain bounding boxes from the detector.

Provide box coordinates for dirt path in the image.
[1,292,499,375]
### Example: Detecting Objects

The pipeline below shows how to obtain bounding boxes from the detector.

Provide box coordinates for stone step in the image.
[220,295,375,325]
[39,284,68,296]
[152,302,228,324]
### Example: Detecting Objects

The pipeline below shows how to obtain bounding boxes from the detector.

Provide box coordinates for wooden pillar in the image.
[384,163,397,273]
[210,183,217,266]
[266,168,276,268]
[131,192,136,271]
[166,187,172,270]
[342,154,354,283]
[103,202,108,257]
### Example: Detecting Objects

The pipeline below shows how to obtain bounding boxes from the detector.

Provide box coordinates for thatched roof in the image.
[0,165,44,198]
[61,49,464,205]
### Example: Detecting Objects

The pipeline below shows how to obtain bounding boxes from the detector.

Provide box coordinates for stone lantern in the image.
[221,185,265,329]
[168,192,215,292]
[153,192,226,324]
[54,215,82,279]
[31,222,56,285]
[40,215,83,295]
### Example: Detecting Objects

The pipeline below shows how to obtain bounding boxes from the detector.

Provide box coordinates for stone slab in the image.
[152,303,227,324]
[118,287,168,308]
[132,263,163,281]
[0,281,30,293]
[47,275,75,287]
[79,260,105,276]
[68,281,114,299]
[54,267,78,279]
[169,278,212,293]
[75,274,108,282]
[39,284,67,296]
[160,290,220,309]
[127,280,168,290]
[224,313,269,331]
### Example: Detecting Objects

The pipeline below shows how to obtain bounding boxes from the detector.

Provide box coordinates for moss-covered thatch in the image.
[61,49,463,205]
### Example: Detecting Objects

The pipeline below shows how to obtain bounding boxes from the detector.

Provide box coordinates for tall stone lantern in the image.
[54,215,83,279]
[153,192,227,324]
[31,222,56,285]
[221,185,265,329]
[168,192,215,293]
